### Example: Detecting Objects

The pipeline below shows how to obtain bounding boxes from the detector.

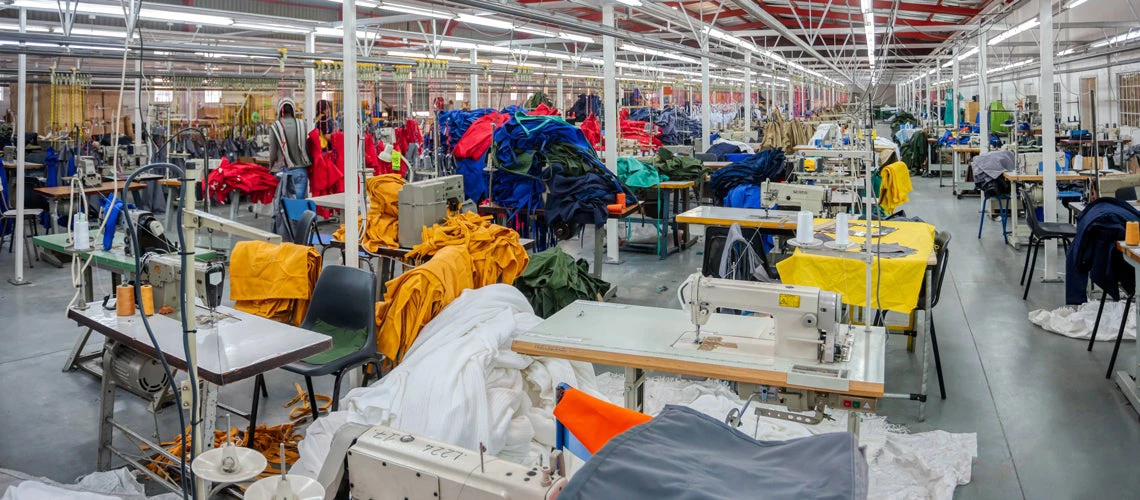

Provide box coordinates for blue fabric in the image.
[437,108,497,150]
[280,198,316,220]
[708,148,787,201]
[566,94,602,124]
[1066,198,1140,304]
[67,151,77,177]
[285,167,308,199]
[45,147,59,187]
[99,197,129,250]
[725,184,762,208]
[705,142,740,160]
[501,105,526,115]
[455,156,488,201]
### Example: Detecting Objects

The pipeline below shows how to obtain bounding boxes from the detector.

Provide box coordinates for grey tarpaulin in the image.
[558,405,868,500]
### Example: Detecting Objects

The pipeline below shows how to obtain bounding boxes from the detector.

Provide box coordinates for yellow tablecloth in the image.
[776,220,936,314]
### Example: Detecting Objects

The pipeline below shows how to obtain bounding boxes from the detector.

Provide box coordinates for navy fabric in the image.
[500,104,526,115]
[545,163,618,227]
[708,148,787,201]
[566,94,602,124]
[705,142,741,160]
[1066,198,1140,304]
[559,405,868,500]
[44,147,59,187]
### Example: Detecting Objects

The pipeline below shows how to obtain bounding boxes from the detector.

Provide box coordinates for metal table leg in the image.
[919,266,932,422]
[49,198,61,233]
[98,341,117,471]
[1009,180,1020,248]
[624,367,645,412]
[659,189,672,259]
[593,224,605,278]
[83,264,94,303]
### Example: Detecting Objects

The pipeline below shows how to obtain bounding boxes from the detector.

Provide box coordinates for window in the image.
[204,90,222,104]
[455,91,464,101]
[321,91,334,101]
[0,86,6,102]
[509,92,518,101]
[154,90,173,103]
[1120,72,1140,128]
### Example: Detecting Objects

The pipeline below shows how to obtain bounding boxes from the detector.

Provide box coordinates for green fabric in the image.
[515,247,611,319]
[302,319,367,365]
[525,91,552,109]
[900,130,928,173]
[988,101,1013,134]
[546,142,599,176]
[652,148,707,181]
[890,111,919,136]
[617,156,668,189]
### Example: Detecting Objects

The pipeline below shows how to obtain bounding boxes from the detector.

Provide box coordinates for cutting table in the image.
[513,300,887,433]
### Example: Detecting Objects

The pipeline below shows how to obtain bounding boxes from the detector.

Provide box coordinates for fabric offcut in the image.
[205,158,279,204]
[296,285,601,476]
[229,241,321,326]
[332,174,405,252]
[375,245,475,365]
[404,211,529,287]
[558,405,868,500]
[1029,300,1137,341]
[879,161,913,214]
[514,247,612,319]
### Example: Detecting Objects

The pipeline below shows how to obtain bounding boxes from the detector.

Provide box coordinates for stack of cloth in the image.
[491,113,635,228]
[229,241,322,326]
[878,161,913,214]
[439,108,498,150]
[332,173,405,252]
[453,111,510,201]
[708,148,787,202]
[375,245,474,365]
[618,109,662,150]
[705,137,755,160]
[616,156,668,190]
[405,211,530,287]
[205,157,279,204]
[651,147,708,185]
[514,247,612,318]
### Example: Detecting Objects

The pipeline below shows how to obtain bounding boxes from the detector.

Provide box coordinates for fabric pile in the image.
[626,106,700,145]
[453,111,510,201]
[1066,198,1140,304]
[1030,300,1136,341]
[332,173,405,252]
[617,156,668,190]
[651,147,709,185]
[405,211,530,287]
[529,103,561,116]
[229,241,321,326]
[514,247,612,318]
[618,109,662,150]
[580,114,602,147]
[878,161,914,214]
[297,285,601,476]
[375,245,475,364]
[707,147,787,202]
[204,158,279,204]
[438,108,498,150]
[971,150,1015,197]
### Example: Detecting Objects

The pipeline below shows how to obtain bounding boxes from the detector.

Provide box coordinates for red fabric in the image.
[394,119,423,154]
[364,134,383,176]
[580,113,602,147]
[619,109,662,150]
[528,103,560,116]
[308,129,344,198]
[205,158,278,205]
[454,112,508,160]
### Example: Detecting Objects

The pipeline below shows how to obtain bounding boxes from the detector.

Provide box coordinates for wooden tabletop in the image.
[658,180,695,189]
[35,181,146,198]
[1002,172,1088,182]
[951,146,982,153]
[3,162,45,169]
[479,201,644,220]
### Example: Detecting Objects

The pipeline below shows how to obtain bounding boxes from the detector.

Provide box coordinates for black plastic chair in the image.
[248,266,379,438]
[1019,192,1076,300]
[1115,186,1137,201]
[1085,286,1135,379]
[917,230,952,399]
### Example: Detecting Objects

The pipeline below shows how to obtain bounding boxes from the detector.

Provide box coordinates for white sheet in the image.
[295,285,599,477]
[1029,300,1136,341]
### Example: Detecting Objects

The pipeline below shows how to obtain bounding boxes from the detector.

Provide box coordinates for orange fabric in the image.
[554,387,651,454]
[404,211,529,287]
[374,245,475,364]
[332,174,406,251]
[229,241,321,326]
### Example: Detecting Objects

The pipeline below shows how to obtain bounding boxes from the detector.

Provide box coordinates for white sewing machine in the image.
[398,174,472,246]
[77,156,104,187]
[683,273,849,363]
[759,180,828,214]
[809,122,841,148]
[319,424,566,499]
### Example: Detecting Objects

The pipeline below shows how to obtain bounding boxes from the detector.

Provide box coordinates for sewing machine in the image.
[77,156,104,187]
[320,424,567,499]
[683,273,848,363]
[398,174,470,246]
[760,180,828,214]
[809,122,841,148]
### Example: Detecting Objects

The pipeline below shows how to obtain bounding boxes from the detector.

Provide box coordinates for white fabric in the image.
[593,373,976,500]
[1029,300,1137,341]
[712,137,755,155]
[295,285,600,477]
[2,482,118,500]
[0,468,170,500]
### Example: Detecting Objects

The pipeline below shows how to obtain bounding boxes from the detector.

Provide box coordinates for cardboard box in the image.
[1082,156,1108,171]
[965,102,980,124]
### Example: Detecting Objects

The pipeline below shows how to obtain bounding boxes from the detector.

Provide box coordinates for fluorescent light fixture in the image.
[1063,0,1090,9]
[329,0,379,6]
[703,27,758,52]
[942,46,979,67]
[516,26,556,38]
[1056,48,1076,57]
[989,17,1039,45]
[987,58,1034,73]
[232,22,313,34]
[386,50,427,59]
[621,43,698,64]
[475,44,513,54]
[1092,30,1140,48]
[457,14,514,30]
[615,0,643,6]
[559,32,594,44]
[13,0,234,26]
[379,3,454,20]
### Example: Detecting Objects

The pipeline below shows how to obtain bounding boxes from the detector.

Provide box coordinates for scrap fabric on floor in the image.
[229,241,321,326]
[514,247,612,319]
[297,285,601,477]
[1030,300,1137,341]
[405,211,529,287]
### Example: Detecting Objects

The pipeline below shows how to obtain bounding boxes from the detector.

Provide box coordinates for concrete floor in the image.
[1,176,1138,498]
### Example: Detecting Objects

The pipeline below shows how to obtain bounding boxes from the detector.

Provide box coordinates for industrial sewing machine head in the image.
[77,156,103,187]
[141,254,226,321]
[684,273,848,363]
[398,174,472,246]
[760,180,828,215]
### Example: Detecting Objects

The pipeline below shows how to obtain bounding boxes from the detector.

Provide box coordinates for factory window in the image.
[154,89,173,103]
[321,91,334,101]
[1120,72,1140,128]
[455,91,464,101]
[204,90,222,104]
[0,86,6,102]
[510,92,518,101]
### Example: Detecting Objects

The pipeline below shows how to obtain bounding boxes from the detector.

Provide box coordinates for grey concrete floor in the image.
[1,176,1138,498]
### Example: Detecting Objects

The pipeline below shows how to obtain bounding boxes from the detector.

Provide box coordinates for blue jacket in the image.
[1066,198,1140,304]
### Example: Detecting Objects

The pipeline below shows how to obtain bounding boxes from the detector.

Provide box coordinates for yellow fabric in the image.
[332,174,405,251]
[404,211,529,287]
[229,241,322,325]
[776,220,936,314]
[374,245,475,365]
[879,161,913,214]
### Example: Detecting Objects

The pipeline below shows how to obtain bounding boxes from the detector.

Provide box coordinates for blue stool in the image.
[978,194,1010,242]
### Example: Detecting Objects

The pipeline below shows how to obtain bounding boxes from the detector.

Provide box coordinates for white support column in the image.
[470,49,479,109]
[743,52,752,139]
[952,48,960,130]
[1040,0,1059,278]
[10,8,27,285]
[978,35,989,153]
[342,0,360,269]
[602,3,620,265]
[701,56,711,150]
[556,60,564,111]
[31,84,38,135]
[133,58,142,155]
[305,33,316,130]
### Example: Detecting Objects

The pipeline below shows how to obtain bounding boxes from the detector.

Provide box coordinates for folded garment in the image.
[617,156,668,190]
[229,241,322,326]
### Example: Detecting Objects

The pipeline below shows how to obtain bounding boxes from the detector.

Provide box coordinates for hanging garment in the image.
[971,150,1014,197]
[229,241,322,326]
[513,247,612,319]
[374,245,475,364]
[405,211,530,287]
[394,119,422,154]
[1066,198,1140,305]
[525,91,553,109]
[204,158,279,204]
[878,161,913,214]
[580,114,602,147]
[332,173,405,252]
[363,134,383,176]
[616,156,668,190]
[566,94,602,124]
[296,285,601,477]
[307,129,345,200]
[899,129,928,173]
